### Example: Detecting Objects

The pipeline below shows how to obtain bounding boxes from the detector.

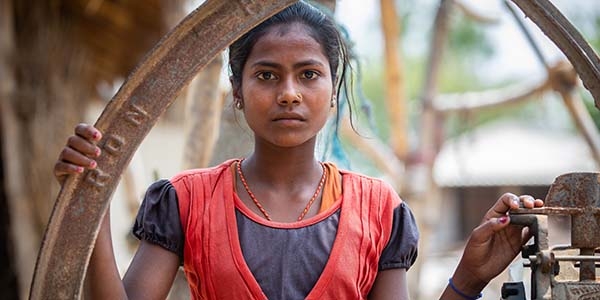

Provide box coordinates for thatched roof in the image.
[13,0,186,95]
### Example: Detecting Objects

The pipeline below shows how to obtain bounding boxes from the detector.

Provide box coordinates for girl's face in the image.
[235,22,334,149]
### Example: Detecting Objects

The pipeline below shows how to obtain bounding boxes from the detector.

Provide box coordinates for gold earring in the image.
[330,96,337,108]
[235,100,243,110]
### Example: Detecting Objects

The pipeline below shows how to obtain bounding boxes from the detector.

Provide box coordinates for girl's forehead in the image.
[249,23,327,60]
[261,23,318,44]
[266,21,313,38]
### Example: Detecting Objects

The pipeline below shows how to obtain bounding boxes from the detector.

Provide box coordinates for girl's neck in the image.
[243,150,321,186]
[245,154,319,176]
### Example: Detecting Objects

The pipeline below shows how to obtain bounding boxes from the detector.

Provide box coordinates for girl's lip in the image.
[272,112,305,121]
[273,118,305,126]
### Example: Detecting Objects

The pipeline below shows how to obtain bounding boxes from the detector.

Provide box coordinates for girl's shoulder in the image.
[170,159,238,184]
[337,167,396,192]
[334,165,403,208]
[338,168,379,181]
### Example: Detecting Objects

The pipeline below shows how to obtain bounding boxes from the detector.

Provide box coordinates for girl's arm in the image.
[439,193,544,300]
[84,209,180,300]
[368,268,410,300]
[122,238,180,299]
[83,210,127,299]
[56,124,180,299]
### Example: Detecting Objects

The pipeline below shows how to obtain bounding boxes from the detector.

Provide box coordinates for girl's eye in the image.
[301,71,318,80]
[257,72,276,80]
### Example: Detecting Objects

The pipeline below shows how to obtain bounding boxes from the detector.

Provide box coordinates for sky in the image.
[178,0,600,97]
[335,0,599,83]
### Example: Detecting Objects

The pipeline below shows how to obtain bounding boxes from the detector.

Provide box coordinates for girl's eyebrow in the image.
[293,59,326,69]
[250,59,326,69]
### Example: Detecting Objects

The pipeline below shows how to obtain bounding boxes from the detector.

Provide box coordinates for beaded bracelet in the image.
[448,278,483,300]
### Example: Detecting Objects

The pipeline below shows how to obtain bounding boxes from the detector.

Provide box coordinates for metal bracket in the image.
[510,173,600,299]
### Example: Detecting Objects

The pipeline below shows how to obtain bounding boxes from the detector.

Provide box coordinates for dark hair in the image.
[228,1,353,123]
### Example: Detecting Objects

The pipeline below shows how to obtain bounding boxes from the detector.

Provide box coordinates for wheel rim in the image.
[29,1,297,299]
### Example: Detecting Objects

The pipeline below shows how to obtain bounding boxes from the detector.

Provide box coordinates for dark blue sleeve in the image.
[378,201,419,270]
[132,179,184,263]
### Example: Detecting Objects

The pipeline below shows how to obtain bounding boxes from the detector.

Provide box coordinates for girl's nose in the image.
[277,79,302,106]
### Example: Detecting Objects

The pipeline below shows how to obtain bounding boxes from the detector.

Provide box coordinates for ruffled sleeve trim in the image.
[132,179,184,263]
[378,202,419,270]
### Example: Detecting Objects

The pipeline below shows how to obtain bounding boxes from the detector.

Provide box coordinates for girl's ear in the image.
[230,76,241,100]
[232,89,241,101]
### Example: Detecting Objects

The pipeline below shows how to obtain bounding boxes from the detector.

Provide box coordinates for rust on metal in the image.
[513,173,600,249]
[545,173,600,282]
[511,172,600,298]
[29,0,297,299]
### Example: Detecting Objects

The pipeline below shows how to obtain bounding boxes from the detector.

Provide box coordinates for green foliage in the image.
[357,56,427,141]
[353,0,600,148]
[356,14,496,140]
[444,98,544,139]
[446,16,495,64]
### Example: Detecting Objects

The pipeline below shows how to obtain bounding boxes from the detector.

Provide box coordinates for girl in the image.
[54,2,543,299]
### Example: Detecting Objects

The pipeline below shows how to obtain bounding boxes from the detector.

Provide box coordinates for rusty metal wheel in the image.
[29,1,296,299]
[29,0,599,299]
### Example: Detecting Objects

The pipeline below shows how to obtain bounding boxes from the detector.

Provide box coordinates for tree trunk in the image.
[380,0,409,161]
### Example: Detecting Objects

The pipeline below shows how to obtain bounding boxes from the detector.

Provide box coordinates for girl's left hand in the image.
[447,193,544,296]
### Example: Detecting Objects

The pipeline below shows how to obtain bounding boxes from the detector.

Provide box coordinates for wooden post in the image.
[181,55,224,169]
[380,0,409,161]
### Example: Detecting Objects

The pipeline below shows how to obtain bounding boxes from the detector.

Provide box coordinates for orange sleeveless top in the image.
[173,159,402,299]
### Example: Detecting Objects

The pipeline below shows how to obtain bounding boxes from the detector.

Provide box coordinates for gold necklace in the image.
[236,159,327,221]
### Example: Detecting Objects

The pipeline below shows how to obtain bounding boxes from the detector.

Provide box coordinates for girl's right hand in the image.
[54,123,103,185]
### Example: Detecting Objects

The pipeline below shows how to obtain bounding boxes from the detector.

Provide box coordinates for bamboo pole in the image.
[433,78,551,114]
[454,0,500,24]
[380,0,409,161]
[547,61,600,167]
[561,92,600,167]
